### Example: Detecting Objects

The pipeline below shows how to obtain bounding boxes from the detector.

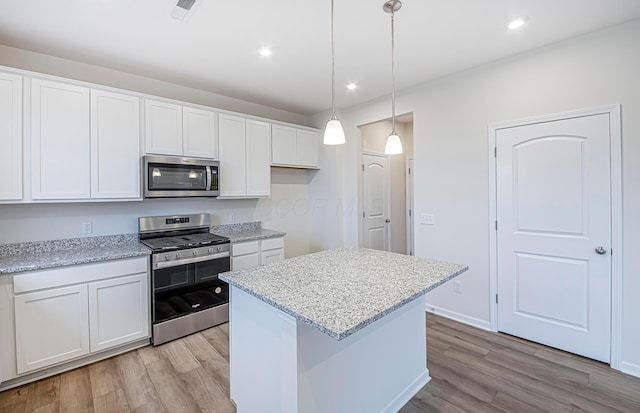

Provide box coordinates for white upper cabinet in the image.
[30,79,141,201]
[31,78,91,200]
[183,106,218,159]
[219,113,247,197]
[271,124,297,165]
[246,119,271,197]
[0,72,22,200]
[145,99,218,159]
[271,124,320,169]
[145,99,182,156]
[296,129,320,168]
[91,90,141,199]
[219,114,270,198]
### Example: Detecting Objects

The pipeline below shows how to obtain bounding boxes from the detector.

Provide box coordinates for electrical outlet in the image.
[420,213,435,225]
[229,213,236,223]
[453,280,462,294]
[279,210,287,218]
[82,222,93,234]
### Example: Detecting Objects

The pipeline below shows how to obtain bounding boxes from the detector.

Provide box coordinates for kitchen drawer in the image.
[13,257,148,294]
[231,241,259,256]
[261,237,284,251]
[232,253,260,271]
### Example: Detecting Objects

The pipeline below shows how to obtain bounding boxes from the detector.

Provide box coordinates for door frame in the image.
[406,156,414,255]
[361,151,392,251]
[487,104,622,369]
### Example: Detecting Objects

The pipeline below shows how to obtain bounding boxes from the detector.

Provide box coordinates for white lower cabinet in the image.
[12,257,149,375]
[88,273,149,352]
[14,284,90,374]
[231,237,285,270]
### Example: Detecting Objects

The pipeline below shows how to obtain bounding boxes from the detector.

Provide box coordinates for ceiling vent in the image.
[171,0,196,21]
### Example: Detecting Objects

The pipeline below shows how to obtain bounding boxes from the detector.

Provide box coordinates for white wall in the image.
[0,45,316,259]
[0,169,311,258]
[334,19,640,374]
[0,45,312,126]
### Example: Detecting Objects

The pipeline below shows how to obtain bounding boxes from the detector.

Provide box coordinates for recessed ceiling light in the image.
[259,48,272,57]
[507,16,528,30]
[347,83,358,90]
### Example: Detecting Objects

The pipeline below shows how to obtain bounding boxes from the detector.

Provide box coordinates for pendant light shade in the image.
[384,132,402,155]
[383,0,403,155]
[324,0,346,145]
[324,117,346,145]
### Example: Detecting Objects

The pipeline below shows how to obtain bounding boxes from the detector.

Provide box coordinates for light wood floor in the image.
[2,314,640,412]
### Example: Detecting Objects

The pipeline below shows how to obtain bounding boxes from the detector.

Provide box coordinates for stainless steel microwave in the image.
[143,155,220,198]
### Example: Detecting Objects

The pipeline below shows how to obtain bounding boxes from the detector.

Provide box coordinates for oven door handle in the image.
[154,252,230,269]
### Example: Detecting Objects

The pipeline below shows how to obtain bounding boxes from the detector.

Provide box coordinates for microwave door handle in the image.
[206,166,212,191]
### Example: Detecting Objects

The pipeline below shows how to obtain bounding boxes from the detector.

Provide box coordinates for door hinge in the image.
[496,294,499,304]
[408,167,411,174]
[495,220,498,230]
[494,147,497,158]
[363,211,365,218]
[409,209,412,217]
[362,164,365,171]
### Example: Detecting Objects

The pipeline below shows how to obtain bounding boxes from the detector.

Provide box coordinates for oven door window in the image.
[194,256,230,283]
[148,163,207,191]
[154,264,193,291]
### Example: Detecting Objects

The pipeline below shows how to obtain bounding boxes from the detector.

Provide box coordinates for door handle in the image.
[385,219,391,223]
[595,246,607,255]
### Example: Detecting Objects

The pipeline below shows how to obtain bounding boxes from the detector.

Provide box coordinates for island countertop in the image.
[219,247,468,340]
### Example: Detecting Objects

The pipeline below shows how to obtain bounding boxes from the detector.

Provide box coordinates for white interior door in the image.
[496,113,612,362]
[362,153,390,251]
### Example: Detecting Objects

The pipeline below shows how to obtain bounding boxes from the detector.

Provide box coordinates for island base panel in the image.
[229,286,430,413]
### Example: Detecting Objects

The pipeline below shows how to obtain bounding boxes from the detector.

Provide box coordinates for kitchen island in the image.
[219,247,467,413]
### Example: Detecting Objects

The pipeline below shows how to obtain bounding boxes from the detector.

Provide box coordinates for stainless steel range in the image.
[139,213,230,345]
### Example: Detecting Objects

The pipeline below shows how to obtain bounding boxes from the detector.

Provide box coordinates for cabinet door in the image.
[296,129,320,168]
[246,119,271,197]
[271,124,297,166]
[14,285,90,374]
[261,249,285,266]
[232,253,260,271]
[88,273,149,352]
[219,114,247,197]
[0,72,22,200]
[144,99,182,156]
[31,79,90,199]
[183,107,218,159]
[91,90,141,199]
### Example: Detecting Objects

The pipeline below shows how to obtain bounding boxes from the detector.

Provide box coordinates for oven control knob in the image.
[176,252,182,259]
[192,250,198,256]
[208,247,214,253]
[164,254,170,261]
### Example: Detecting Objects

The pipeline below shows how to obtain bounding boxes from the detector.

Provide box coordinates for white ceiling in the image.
[1,0,639,115]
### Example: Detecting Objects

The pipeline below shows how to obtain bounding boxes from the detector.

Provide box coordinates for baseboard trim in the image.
[425,303,491,331]
[381,369,431,413]
[0,338,149,392]
[619,361,640,379]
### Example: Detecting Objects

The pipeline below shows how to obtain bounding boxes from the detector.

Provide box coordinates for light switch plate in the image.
[420,214,435,225]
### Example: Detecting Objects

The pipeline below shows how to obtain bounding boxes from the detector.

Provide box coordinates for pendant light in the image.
[324,0,346,145]
[383,0,403,155]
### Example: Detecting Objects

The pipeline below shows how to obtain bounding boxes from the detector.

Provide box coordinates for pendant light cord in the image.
[391,9,396,134]
[331,0,336,120]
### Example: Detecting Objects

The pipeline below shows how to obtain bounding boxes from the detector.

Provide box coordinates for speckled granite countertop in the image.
[220,247,468,340]
[0,234,151,275]
[212,222,285,243]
